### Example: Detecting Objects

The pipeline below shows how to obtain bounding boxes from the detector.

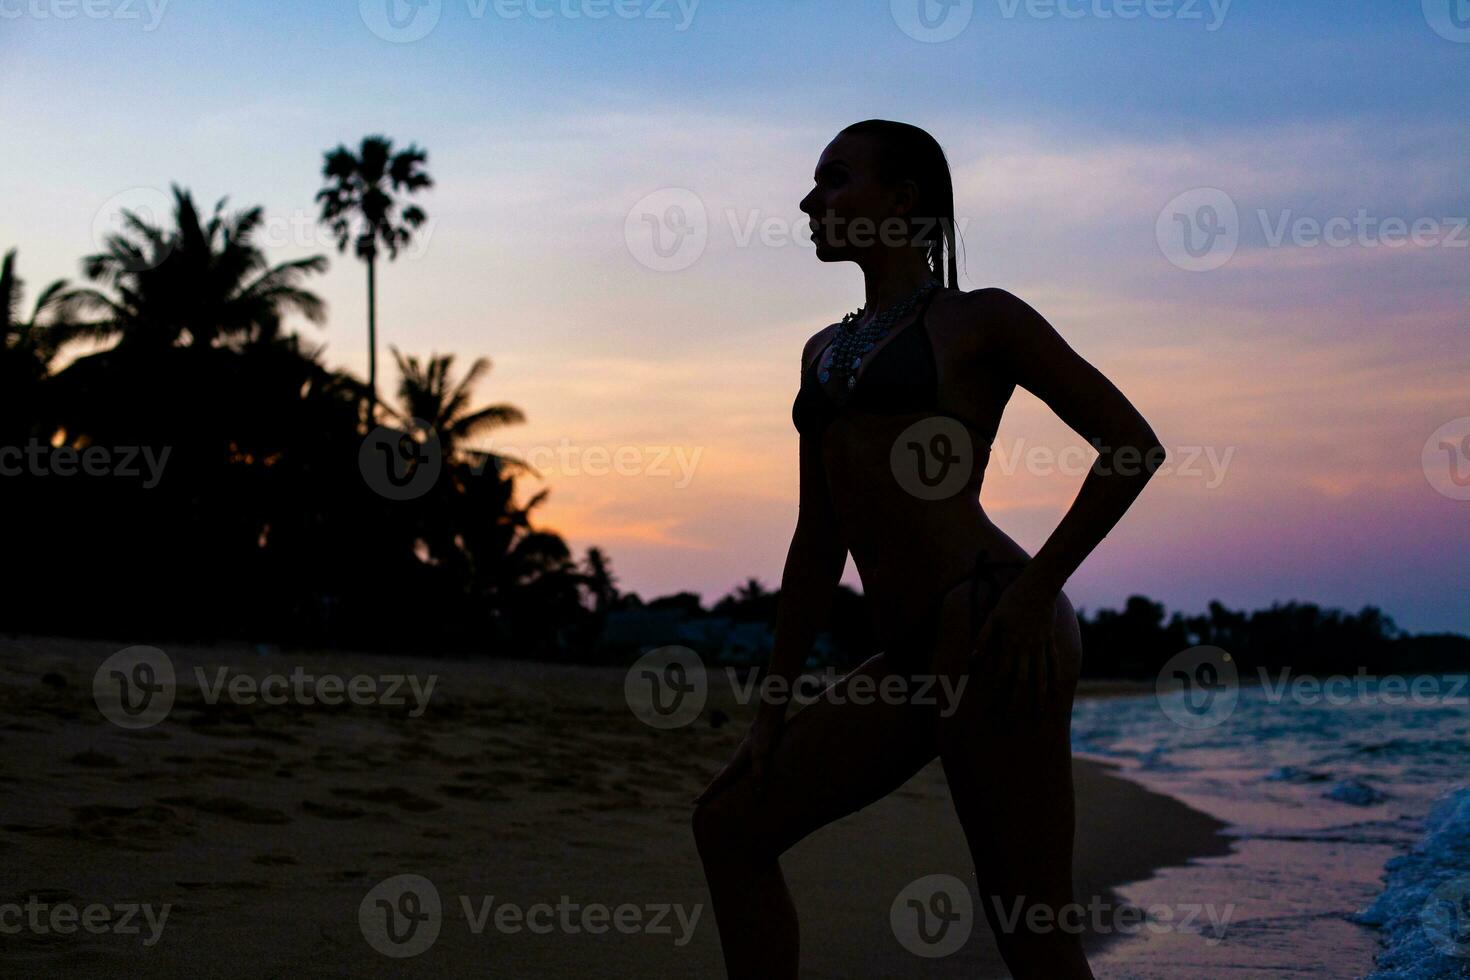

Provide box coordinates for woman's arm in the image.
[987,288,1165,593]
[760,432,848,722]
[970,288,1166,709]
[694,337,847,803]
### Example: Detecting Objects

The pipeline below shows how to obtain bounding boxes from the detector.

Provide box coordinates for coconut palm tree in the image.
[1,248,75,443]
[581,546,619,613]
[60,186,326,350]
[1,248,71,379]
[388,346,526,466]
[316,135,433,424]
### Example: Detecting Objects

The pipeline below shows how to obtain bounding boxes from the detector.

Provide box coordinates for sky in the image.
[2,0,1468,632]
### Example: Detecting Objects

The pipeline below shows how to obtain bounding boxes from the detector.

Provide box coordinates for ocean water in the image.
[1068,677,1470,978]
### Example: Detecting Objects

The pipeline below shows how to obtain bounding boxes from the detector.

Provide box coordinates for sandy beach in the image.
[0,635,1232,978]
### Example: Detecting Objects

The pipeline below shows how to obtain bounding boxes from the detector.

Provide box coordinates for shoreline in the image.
[1,634,1233,977]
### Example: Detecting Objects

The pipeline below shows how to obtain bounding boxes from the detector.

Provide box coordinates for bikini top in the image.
[791,287,989,438]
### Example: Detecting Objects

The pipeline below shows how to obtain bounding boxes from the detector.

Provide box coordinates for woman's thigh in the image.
[929,569,1087,950]
[694,651,942,859]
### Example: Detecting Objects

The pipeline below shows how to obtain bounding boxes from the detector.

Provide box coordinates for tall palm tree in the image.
[581,546,618,613]
[316,135,433,425]
[1,248,75,444]
[60,186,326,350]
[1,248,71,380]
[388,346,525,465]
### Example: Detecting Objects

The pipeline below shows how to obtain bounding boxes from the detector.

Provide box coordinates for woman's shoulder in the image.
[932,285,1028,319]
[927,286,1035,356]
[800,321,840,375]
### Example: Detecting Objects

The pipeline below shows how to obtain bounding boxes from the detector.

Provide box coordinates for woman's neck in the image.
[860,251,939,312]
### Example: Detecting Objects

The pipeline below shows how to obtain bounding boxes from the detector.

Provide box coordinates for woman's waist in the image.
[820,415,992,501]
[834,494,991,552]
[846,520,1028,607]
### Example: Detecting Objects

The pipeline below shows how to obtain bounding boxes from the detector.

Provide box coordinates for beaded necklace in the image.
[818,277,941,391]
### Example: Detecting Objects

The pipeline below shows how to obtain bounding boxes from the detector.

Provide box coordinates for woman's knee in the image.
[693,789,763,862]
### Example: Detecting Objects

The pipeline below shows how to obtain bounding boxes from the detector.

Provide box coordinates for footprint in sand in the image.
[156,795,291,825]
[301,799,369,820]
[330,786,443,813]
[42,803,199,850]
[438,783,511,802]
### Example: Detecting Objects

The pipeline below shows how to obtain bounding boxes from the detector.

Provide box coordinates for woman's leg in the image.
[931,572,1095,980]
[692,651,939,979]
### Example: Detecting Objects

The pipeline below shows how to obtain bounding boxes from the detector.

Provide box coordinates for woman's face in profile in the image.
[800,133,907,263]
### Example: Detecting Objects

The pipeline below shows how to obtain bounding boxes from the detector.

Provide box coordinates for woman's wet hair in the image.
[838,119,961,289]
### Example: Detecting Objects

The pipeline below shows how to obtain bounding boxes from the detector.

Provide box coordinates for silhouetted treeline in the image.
[602,586,1470,678]
[2,188,602,655]
[1072,595,1469,678]
[5,185,1464,673]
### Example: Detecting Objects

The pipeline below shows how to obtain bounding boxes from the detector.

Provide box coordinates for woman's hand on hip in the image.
[969,578,1062,717]
[693,710,784,805]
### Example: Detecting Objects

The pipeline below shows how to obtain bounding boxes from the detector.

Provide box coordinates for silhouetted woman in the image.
[692,120,1163,979]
